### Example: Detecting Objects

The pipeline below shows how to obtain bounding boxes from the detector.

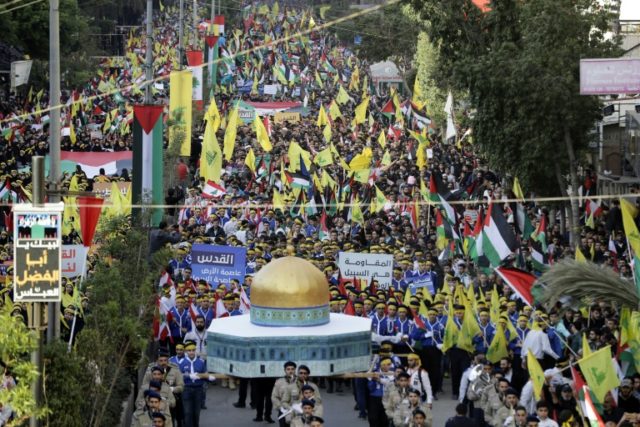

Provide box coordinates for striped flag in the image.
[202,180,226,199]
[133,105,164,225]
[495,266,535,306]
[482,201,518,266]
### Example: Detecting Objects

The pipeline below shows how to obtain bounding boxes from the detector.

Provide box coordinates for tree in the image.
[0,306,48,426]
[409,0,621,244]
[43,217,166,427]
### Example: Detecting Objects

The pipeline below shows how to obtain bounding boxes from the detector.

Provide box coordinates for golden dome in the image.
[251,256,329,308]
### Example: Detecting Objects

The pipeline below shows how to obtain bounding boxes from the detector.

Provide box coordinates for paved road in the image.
[199,378,458,426]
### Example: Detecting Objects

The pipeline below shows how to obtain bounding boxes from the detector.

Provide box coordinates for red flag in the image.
[353,276,361,292]
[411,308,426,330]
[77,197,104,247]
[368,277,377,295]
[263,115,272,137]
[344,299,355,316]
[494,266,535,306]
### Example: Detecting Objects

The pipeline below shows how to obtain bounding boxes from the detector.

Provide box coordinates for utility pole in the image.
[179,0,184,69]
[210,0,215,88]
[29,157,45,427]
[47,0,61,343]
[193,0,198,49]
[145,0,153,104]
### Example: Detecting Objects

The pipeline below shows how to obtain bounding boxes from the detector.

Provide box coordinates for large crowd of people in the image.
[1,1,640,427]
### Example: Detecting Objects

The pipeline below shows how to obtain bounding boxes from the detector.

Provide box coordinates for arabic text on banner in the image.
[190,244,247,287]
[61,245,88,278]
[338,252,393,288]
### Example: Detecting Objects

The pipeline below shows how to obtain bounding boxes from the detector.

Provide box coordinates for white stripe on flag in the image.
[486,217,512,260]
[142,130,153,199]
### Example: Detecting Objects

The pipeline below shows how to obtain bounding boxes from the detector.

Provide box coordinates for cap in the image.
[144,390,162,400]
[621,378,633,388]
[301,399,315,407]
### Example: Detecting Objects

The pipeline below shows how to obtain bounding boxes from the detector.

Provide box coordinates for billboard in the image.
[580,58,640,95]
[13,203,64,302]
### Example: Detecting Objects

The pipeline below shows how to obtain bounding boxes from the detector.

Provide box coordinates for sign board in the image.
[263,84,279,95]
[92,182,131,201]
[13,203,64,302]
[10,60,32,89]
[580,58,640,95]
[408,274,436,295]
[354,35,362,45]
[61,245,88,278]
[338,252,393,288]
[190,244,246,287]
[274,111,301,124]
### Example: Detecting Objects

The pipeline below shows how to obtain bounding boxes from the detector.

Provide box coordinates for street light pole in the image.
[145,0,153,104]
[48,0,61,343]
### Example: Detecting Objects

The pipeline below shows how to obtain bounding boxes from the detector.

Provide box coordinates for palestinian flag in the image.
[572,366,604,426]
[0,178,11,200]
[482,202,518,266]
[319,210,330,240]
[205,34,219,88]
[514,202,534,238]
[436,209,453,250]
[495,266,535,306]
[380,99,394,118]
[133,105,164,225]
[202,180,226,199]
[529,239,550,272]
[429,174,456,223]
[46,150,133,178]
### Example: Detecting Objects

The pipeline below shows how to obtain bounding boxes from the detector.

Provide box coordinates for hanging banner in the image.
[169,70,193,156]
[186,51,204,110]
[13,203,64,302]
[11,60,32,89]
[61,245,89,278]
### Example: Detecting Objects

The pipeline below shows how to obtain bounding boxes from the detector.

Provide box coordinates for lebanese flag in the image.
[494,266,536,306]
[411,308,426,330]
[159,270,173,288]
[239,287,251,313]
[215,298,229,318]
[188,302,199,321]
[572,366,605,426]
[344,299,355,316]
[202,180,226,199]
[154,296,173,342]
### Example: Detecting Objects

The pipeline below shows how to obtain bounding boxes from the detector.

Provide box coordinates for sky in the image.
[620,0,640,20]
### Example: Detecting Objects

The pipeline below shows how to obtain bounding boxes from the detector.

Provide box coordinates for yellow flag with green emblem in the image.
[329,100,342,120]
[354,96,369,124]
[223,105,239,160]
[253,115,272,152]
[314,147,333,168]
[486,324,509,363]
[244,148,256,174]
[621,198,640,256]
[578,345,620,402]
[317,105,328,128]
[323,123,332,143]
[375,186,387,212]
[377,131,386,149]
[527,350,546,400]
[336,86,350,105]
[442,298,458,353]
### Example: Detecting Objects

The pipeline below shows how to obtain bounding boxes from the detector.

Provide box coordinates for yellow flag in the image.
[459,304,480,353]
[381,150,391,167]
[321,170,337,189]
[223,106,239,160]
[412,74,425,110]
[336,86,351,105]
[621,198,640,256]
[416,142,427,170]
[486,324,509,363]
[329,100,342,120]
[352,168,370,184]
[527,350,546,400]
[288,141,302,172]
[199,112,223,182]
[253,115,273,152]
[582,333,591,357]
[578,345,621,402]
[349,149,372,171]
[490,286,500,325]
[245,148,256,174]
[575,246,587,263]
[159,0,164,11]
[206,100,221,134]
[317,105,328,128]
[314,147,333,168]
[375,186,387,213]
[350,197,364,224]
[377,131,386,149]
[513,177,525,201]
[323,123,332,142]
[442,298,459,353]
[354,96,369,124]
[69,120,77,145]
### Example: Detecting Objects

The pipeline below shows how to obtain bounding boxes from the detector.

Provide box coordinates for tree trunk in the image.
[564,125,581,247]
[554,163,569,243]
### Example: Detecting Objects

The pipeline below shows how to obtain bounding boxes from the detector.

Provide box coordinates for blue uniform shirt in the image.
[179,355,207,387]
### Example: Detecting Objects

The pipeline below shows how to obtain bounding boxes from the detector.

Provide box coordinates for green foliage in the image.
[0,308,48,426]
[409,0,621,196]
[412,32,448,127]
[332,4,420,66]
[42,341,91,427]
[43,217,159,427]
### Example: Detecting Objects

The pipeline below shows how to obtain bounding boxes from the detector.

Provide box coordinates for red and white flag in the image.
[202,180,226,199]
[495,266,536,306]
